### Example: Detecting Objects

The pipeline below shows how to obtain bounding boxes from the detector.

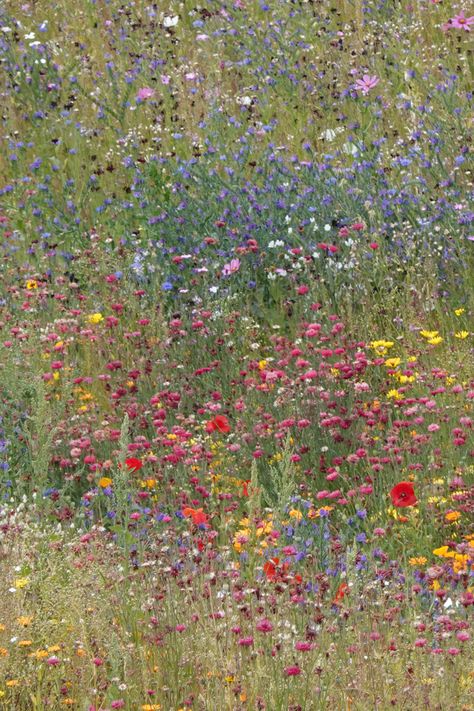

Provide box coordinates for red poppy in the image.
[241,479,250,497]
[390,481,417,508]
[182,507,210,528]
[125,457,143,473]
[263,558,279,581]
[332,581,349,605]
[263,557,290,582]
[205,415,231,434]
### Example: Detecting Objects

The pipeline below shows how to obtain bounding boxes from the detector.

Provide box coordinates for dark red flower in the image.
[205,415,231,433]
[390,481,417,508]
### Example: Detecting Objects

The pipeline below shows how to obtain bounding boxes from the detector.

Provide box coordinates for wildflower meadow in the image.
[0,0,473,709]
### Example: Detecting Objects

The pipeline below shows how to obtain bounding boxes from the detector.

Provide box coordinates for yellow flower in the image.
[407,356,417,363]
[387,389,402,400]
[289,509,303,521]
[48,645,61,653]
[6,680,19,687]
[409,557,427,566]
[141,705,161,711]
[98,477,112,488]
[17,616,33,627]
[420,330,439,339]
[26,279,38,289]
[453,554,469,574]
[384,357,401,368]
[445,511,461,523]
[454,308,465,316]
[140,478,156,489]
[427,336,443,345]
[14,577,29,589]
[258,359,267,370]
[18,640,32,647]
[433,546,455,558]
[0,648,8,657]
[34,649,49,659]
[86,313,103,324]
[454,331,469,340]
[370,340,394,355]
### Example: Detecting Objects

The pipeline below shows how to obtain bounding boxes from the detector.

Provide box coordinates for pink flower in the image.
[137,87,155,100]
[354,75,379,94]
[222,258,241,277]
[238,636,254,646]
[447,647,461,656]
[256,618,273,633]
[284,665,302,676]
[450,13,474,31]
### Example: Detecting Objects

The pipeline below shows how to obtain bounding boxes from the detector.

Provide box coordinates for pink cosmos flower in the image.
[354,75,379,94]
[450,13,474,31]
[222,258,241,277]
[136,87,155,100]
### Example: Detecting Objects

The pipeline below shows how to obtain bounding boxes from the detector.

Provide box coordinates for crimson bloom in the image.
[390,481,417,508]
[205,414,231,433]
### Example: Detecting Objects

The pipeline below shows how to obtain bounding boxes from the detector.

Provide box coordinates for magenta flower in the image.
[450,13,474,31]
[256,618,273,633]
[238,636,254,646]
[136,87,155,100]
[354,75,379,94]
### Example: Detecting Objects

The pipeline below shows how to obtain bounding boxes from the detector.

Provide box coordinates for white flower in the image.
[320,128,336,141]
[343,142,359,156]
[163,15,179,28]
